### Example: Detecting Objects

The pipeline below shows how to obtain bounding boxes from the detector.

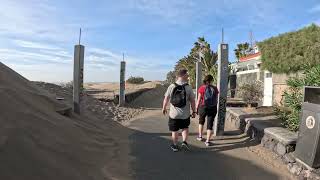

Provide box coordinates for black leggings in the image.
[198,106,217,130]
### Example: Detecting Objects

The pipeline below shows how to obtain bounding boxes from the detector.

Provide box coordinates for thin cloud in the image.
[88,48,123,60]
[14,40,62,50]
[0,48,71,65]
[309,4,320,13]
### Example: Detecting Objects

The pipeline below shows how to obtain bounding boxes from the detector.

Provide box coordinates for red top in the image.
[198,85,219,106]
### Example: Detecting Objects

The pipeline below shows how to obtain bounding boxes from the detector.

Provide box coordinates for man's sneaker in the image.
[170,144,179,152]
[196,136,203,141]
[181,141,191,151]
[205,141,213,147]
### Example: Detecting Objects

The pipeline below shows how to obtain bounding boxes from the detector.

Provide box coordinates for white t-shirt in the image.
[165,80,195,119]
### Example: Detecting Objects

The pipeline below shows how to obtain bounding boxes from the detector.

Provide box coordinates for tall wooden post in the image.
[73,45,85,114]
[196,51,203,100]
[119,61,126,106]
[195,60,202,100]
[214,43,229,136]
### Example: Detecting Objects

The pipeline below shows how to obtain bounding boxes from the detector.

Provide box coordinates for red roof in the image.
[239,52,261,62]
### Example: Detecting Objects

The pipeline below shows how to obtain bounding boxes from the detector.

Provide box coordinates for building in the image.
[230,46,273,106]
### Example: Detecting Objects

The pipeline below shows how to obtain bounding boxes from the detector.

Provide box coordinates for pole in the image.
[79,28,82,45]
[196,51,202,100]
[73,44,85,114]
[119,61,126,106]
[214,43,229,136]
[222,28,224,43]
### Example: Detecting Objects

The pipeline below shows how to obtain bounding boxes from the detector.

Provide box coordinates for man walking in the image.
[162,69,196,152]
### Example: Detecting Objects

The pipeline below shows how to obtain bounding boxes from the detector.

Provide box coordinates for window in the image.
[266,72,272,78]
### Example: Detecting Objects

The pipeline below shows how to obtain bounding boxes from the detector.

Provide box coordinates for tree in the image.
[172,37,218,88]
[175,56,197,87]
[234,42,252,61]
[166,71,176,84]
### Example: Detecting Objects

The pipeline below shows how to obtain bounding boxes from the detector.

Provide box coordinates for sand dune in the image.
[0,62,132,180]
[84,81,161,100]
[129,84,167,109]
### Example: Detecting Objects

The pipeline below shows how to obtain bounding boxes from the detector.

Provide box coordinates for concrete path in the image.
[124,109,294,180]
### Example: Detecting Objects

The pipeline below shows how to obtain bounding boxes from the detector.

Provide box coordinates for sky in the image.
[0,0,319,83]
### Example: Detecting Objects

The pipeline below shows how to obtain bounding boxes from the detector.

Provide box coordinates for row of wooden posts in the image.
[72,43,229,136]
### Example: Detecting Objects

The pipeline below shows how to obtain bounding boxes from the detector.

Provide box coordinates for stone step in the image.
[245,115,282,132]
[264,127,298,146]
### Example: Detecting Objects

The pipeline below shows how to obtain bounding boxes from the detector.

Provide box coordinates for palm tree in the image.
[174,37,219,86]
[234,42,253,61]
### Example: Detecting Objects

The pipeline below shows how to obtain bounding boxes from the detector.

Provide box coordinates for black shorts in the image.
[168,117,191,132]
[198,106,217,130]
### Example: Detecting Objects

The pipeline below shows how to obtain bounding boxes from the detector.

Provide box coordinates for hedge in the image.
[258,24,320,74]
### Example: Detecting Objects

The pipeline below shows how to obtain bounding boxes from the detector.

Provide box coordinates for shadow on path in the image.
[128,130,283,180]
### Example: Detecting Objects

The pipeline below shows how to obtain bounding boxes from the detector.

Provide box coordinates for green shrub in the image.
[60,81,73,89]
[166,71,176,84]
[127,76,144,84]
[258,24,320,74]
[238,82,263,107]
[275,64,320,131]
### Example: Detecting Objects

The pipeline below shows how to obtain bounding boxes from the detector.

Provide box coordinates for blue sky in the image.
[0,0,319,82]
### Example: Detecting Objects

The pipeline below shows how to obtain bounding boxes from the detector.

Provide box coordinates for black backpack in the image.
[170,83,188,108]
[204,85,217,108]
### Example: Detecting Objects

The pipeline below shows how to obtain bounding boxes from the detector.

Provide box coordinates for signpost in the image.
[214,43,229,136]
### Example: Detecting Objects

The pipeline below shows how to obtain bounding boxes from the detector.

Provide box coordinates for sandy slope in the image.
[129,84,167,109]
[0,62,132,180]
[84,81,161,100]
[85,81,161,93]
[35,82,144,123]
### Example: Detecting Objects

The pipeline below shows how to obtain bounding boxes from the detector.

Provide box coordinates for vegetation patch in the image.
[127,76,145,84]
[274,64,320,131]
[238,81,263,107]
[258,24,320,74]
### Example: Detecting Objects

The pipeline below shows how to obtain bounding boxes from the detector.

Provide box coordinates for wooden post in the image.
[195,60,202,100]
[73,45,85,114]
[214,43,229,136]
[119,61,126,106]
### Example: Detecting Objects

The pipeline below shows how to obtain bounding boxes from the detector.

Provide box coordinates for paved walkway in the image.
[124,109,294,180]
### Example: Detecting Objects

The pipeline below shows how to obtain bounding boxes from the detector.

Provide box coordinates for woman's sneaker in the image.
[196,136,203,141]
[205,141,214,147]
[170,144,179,152]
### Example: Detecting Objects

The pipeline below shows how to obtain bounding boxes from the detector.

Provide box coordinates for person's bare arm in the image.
[191,98,196,112]
[162,95,169,115]
[196,93,202,113]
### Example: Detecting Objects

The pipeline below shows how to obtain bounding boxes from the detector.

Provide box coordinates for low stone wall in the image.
[114,88,152,104]
[227,108,320,179]
[226,108,274,132]
[247,119,320,179]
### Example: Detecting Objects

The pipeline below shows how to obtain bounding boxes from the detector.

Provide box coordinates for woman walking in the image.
[196,75,219,146]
